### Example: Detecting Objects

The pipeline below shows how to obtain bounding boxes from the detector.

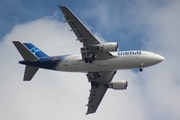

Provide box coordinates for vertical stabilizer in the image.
[12,41,46,81]
[23,43,49,58]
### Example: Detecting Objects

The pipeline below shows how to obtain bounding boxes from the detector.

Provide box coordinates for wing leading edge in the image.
[60,6,101,46]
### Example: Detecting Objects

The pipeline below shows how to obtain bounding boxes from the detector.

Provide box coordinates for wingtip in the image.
[57,5,63,8]
[86,112,90,115]
[59,5,69,11]
[12,41,20,43]
[57,5,67,9]
[12,41,22,46]
[86,112,94,115]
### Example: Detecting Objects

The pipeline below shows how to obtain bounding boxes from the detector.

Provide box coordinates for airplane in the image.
[12,6,164,115]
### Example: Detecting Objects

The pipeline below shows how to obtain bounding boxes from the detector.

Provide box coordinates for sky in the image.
[0,0,180,120]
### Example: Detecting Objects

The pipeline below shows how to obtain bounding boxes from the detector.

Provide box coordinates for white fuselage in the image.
[55,51,164,72]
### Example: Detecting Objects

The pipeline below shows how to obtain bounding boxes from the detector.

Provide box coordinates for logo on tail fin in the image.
[30,47,40,55]
[23,43,49,58]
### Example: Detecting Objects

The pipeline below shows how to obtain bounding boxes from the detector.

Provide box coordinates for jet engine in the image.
[108,80,128,90]
[98,42,118,52]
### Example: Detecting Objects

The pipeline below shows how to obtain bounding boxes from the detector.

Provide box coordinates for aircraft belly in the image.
[115,56,140,69]
[56,55,143,72]
[57,59,113,72]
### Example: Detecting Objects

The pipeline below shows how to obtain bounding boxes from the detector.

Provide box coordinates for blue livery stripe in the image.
[23,43,49,58]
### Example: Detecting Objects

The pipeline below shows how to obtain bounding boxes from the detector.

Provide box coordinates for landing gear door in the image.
[81,47,95,63]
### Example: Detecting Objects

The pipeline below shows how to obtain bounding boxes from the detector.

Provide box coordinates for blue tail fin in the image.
[13,41,41,81]
[23,43,49,58]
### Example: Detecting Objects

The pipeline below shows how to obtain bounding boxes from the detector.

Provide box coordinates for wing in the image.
[86,71,117,114]
[59,6,112,60]
[60,6,100,46]
[59,6,117,114]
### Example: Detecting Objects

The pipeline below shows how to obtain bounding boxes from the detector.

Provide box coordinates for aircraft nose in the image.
[156,54,165,63]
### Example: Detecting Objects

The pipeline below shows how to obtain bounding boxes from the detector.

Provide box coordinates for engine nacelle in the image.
[108,80,128,90]
[98,42,118,52]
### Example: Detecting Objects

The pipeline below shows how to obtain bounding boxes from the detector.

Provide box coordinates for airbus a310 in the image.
[13,6,164,115]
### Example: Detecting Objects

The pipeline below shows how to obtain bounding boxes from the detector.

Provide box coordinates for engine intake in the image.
[108,80,128,90]
[98,42,118,52]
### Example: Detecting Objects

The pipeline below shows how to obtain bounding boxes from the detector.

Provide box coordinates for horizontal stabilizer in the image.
[12,41,38,61]
[24,66,39,81]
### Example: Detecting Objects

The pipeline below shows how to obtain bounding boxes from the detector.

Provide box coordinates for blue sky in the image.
[0,0,90,37]
[0,0,154,50]
[1,0,180,120]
